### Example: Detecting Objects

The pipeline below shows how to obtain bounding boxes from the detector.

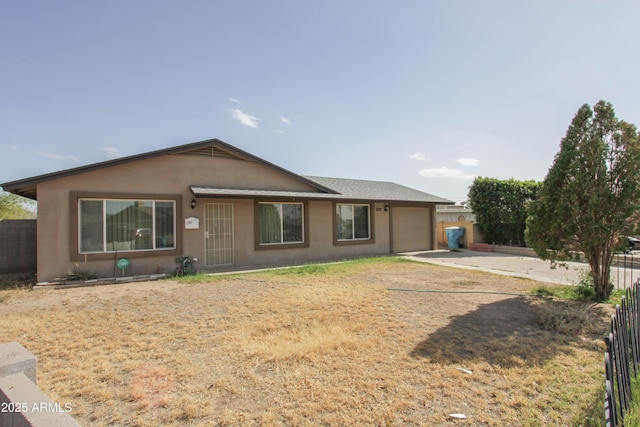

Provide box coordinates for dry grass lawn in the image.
[0,258,611,426]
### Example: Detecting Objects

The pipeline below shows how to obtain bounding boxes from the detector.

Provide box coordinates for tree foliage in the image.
[0,192,36,219]
[526,101,640,301]
[468,177,540,245]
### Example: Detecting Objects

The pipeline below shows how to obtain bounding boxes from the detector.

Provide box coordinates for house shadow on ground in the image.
[410,296,608,368]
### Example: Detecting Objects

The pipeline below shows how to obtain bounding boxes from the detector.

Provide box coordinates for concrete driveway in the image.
[401,250,591,286]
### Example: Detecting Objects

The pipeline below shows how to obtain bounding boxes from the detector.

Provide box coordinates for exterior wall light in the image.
[191,198,196,209]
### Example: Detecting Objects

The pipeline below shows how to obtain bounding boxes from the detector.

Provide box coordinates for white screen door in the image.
[205,203,234,266]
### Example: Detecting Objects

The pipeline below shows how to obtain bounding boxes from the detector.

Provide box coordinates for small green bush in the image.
[574,271,596,301]
[531,286,555,297]
[530,276,623,305]
[66,266,98,281]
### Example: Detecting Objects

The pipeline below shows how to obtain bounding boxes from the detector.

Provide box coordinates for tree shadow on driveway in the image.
[409,296,608,368]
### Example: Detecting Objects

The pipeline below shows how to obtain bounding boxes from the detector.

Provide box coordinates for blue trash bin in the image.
[445,226,465,249]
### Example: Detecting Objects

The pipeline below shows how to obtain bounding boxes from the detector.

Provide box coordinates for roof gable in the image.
[2,138,453,205]
[174,143,250,160]
[1,139,337,200]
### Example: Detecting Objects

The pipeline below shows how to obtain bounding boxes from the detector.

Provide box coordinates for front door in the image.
[204,203,234,266]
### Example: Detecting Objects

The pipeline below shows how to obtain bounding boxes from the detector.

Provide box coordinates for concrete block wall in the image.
[0,342,80,427]
[0,220,37,274]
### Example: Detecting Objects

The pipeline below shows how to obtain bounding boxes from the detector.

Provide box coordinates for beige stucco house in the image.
[1,139,453,282]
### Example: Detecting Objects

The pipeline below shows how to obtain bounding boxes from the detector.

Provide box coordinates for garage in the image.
[391,206,433,252]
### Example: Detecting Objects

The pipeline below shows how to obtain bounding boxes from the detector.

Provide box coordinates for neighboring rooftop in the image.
[436,204,473,211]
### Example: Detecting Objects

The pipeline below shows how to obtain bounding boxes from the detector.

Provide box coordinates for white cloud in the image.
[228,97,241,103]
[419,167,476,180]
[36,151,79,161]
[102,146,124,159]
[37,151,63,160]
[409,153,428,161]
[280,116,291,125]
[228,108,260,128]
[9,145,19,151]
[457,158,479,166]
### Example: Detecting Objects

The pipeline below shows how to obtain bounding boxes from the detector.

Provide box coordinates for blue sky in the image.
[2,1,639,203]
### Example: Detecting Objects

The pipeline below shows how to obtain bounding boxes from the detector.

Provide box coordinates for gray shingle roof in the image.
[191,177,453,205]
[304,176,454,204]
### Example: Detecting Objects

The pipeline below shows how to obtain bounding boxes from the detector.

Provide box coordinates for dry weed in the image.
[0,261,611,426]
[530,297,603,336]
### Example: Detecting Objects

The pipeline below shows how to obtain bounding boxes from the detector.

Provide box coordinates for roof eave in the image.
[190,185,453,205]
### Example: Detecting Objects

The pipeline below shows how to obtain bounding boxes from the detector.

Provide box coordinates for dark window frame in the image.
[333,202,375,246]
[254,200,309,251]
[70,191,182,261]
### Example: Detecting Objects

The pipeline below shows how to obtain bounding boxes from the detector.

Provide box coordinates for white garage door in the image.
[392,207,432,252]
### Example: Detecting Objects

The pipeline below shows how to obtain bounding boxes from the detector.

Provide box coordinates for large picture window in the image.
[336,204,371,241]
[79,199,176,253]
[258,202,304,245]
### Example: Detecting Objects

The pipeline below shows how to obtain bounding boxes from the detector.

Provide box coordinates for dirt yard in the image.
[0,259,611,426]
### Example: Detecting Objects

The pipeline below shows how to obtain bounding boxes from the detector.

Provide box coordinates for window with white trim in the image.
[336,204,371,240]
[79,199,176,253]
[258,202,304,244]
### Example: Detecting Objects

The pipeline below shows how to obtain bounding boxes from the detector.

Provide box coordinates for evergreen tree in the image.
[526,101,640,300]
[468,177,540,245]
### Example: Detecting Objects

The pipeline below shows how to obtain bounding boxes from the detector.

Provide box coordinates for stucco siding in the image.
[5,140,450,282]
[44,155,319,195]
[34,155,323,281]
[37,183,73,281]
[31,150,441,282]
[225,201,391,268]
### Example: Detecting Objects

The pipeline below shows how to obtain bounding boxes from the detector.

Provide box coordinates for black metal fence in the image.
[605,280,640,426]
[612,253,639,290]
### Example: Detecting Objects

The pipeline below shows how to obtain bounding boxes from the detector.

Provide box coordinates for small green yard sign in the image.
[117,258,129,276]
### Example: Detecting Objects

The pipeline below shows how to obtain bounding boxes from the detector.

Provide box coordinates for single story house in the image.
[1,139,453,282]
